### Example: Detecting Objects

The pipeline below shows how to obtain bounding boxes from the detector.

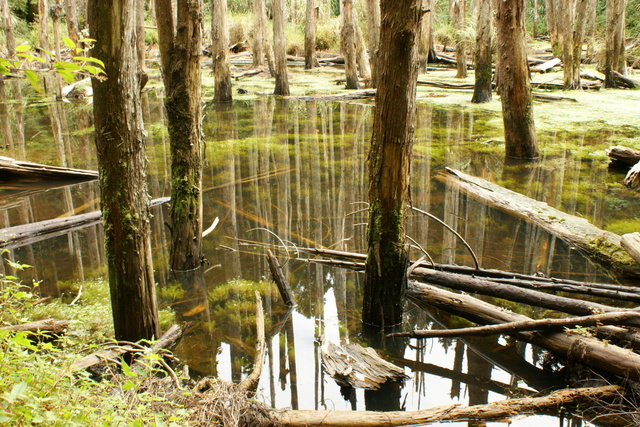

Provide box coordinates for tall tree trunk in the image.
[304,0,318,69]
[136,0,145,71]
[471,0,492,103]
[212,0,232,102]
[365,0,380,87]
[38,0,50,53]
[64,0,79,44]
[532,0,538,38]
[252,0,266,67]
[495,0,539,159]
[2,0,16,57]
[156,0,205,270]
[604,0,628,88]
[341,0,359,89]
[273,0,290,95]
[418,0,435,73]
[544,0,561,57]
[584,0,597,61]
[354,12,371,84]
[562,0,588,89]
[450,0,467,78]
[363,0,423,330]
[88,0,160,342]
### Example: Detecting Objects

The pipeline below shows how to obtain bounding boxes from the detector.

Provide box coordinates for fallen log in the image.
[0,196,170,249]
[622,233,640,265]
[390,311,640,339]
[0,318,69,335]
[407,281,640,381]
[438,168,640,277]
[624,161,640,192]
[611,70,640,89]
[292,89,376,101]
[266,249,295,306]
[531,58,561,73]
[232,69,262,80]
[0,156,98,182]
[272,385,629,426]
[605,145,640,168]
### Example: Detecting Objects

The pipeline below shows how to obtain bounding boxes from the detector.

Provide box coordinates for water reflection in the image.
[0,88,637,423]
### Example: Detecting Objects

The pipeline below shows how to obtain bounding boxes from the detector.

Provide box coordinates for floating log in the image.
[266,249,295,306]
[320,338,407,390]
[531,57,561,73]
[621,233,640,265]
[0,197,170,249]
[605,145,640,168]
[272,385,628,426]
[438,168,640,277]
[407,281,640,381]
[624,161,640,192]
[0,156,98,182]
[0,318,69,335]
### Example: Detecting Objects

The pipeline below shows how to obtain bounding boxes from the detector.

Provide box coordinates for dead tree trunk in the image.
[304,0,318,69]
[212,0,233,102]
[363,0,423,330]
[495,0,539,159]
[450,0,467,79]
[341,0,359,89]
[365,0,381,87]
[471,0,491,103]
[604,0,628,88]
[562,0,589,89]
[252,0,266,67]
[273,0,290,95]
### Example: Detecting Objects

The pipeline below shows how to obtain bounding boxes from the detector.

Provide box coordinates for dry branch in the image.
[0,156,98,182]
[266,249,295,306]
[239,291,265,392]
[272,385,627,426]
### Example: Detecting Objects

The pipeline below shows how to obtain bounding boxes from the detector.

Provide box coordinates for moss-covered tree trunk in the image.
[341,0,359,89]
[562,0,588,90]
[495,0,539,160]
[365,0,380,87]
[156,0,204,271]
[88,0,160,342]
[450,0,467,79]
[604,0,628,88]
[471,0,491,103]
[363,0,423,330]
[273,0,290,95]
[304,0,318,69]
[212,0,232,102]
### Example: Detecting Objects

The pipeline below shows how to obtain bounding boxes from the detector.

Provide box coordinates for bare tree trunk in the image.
[136,0,145,71]
[532,0,538,38]
[365,0,381,86]
[64,0,80,44]
[584,0,597,60]
[1,0,16,53]
[418,0,435,73]
[88,0,160,342]
[450,0,467,78]
[562,0,588,89]
[545,0,561,57]
[604,0,628,88]
[363,0,423,330]
[252,0,266,67]
[341,0,359,89]
[471,0,491,103]
[38,0,50,53]
[212,0,232,102]
[354,12,371,84]
[495,0,539,159]
[304,0,318,69]
[156,0,205,270]
[273,0,290,95]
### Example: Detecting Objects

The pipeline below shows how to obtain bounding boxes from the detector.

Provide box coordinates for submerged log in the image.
[0,197,170,249]
[0,156,98,182]
[439,168,640,277]
[624,161,640,192]
[273,385,628,426]
[407,281,640,381]
[605,145,640,168]
[320,338,407,390]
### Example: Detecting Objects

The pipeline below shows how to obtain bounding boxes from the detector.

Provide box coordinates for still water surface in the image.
[1,90,638,425]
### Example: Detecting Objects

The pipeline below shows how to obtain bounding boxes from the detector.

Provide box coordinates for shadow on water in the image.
[1,90,639,424]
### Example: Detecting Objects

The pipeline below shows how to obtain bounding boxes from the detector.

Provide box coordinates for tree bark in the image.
[562,0,588,89]
[363,0,423,329]
[606,145,640,168]
[252,0,266,67]
[544,0,561,57]
[495,0,539,159]
[304,0,318,69]
[471,0,491,103]
[135,0,145,71]
[365,0,381,86]
[64,0,80,44]
[354,12,371,84]
[88,0,160,342]
[341,0,359,89]
[1,0,16,54]
[450,0,467,78]
[604,0,628,88]
[624,162,640,192]
[212,0,232,102]
[272,0,290,95]
[156,0,205,271]
[621,233,640,265]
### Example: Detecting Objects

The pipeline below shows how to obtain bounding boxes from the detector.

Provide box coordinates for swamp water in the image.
[1,92,639,426]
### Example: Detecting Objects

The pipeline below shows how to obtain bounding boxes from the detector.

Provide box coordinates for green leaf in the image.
[83,65,106,76]
[24,70,42,93]
[13,333,38,351]
[57,70,76,83]
[15,44,31,53]
[81,56,105,68]
[121,380,135,391]
[7,381,28,403]
[62,37,75,49]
